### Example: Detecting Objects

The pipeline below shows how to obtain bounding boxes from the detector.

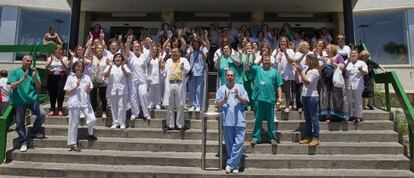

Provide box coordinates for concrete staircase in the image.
[1,92,414,177]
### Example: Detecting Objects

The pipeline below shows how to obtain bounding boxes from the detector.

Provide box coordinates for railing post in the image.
[0,117,6,163]
[201,114,207,170]
[409,125,414,160]
[218,113,223,170]
[385,83,391,112]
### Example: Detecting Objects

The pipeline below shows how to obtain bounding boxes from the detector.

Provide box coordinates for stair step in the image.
[32,125,399,142]
[29,136,404,155]
[10,148,410,170]
[2,161,413,178]
[36,117,394,131]
[41,107,391,120]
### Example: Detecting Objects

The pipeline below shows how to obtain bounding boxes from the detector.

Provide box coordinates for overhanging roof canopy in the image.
[74,0,348,12]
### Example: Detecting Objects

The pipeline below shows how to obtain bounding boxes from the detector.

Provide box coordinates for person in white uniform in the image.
[147,45,163,110]
[64,61,97,152]
[104,53,131,129]
[163,47,190,129]
[345,50,368,122]
[126,40,152,121]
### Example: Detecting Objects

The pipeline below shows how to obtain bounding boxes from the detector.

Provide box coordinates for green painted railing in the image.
[373,71,414,159]
[0,44,55,163]
[359,41,414,160]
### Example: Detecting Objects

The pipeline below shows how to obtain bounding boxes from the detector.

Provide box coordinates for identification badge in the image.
[260,80,266,85]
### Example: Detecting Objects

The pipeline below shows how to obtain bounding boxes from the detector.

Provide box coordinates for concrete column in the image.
[161,11,174,25]
[0,7,19,62]
[69,0,81,50]
[343,0,355,44]
[334,12,345,37]
[250,10,264,37]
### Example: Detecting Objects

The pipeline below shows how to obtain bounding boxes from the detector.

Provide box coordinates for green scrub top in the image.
[7,67,40,105]
[219,55,243,86]
[250,65,283,104]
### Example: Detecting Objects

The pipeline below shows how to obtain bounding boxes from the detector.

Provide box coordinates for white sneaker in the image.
[20,143,28,152]
[110,124,119,129]
[188,106,195,112]
[102,113,107,119]
[80,113,85,119]
[130,115,136,121]
[195,107,201,112]
[155,105,161,110]
[274,117,278,122]
[232,169,239,174]
[120,125,126,129]
[146,115,151,120]
[225,165,232,174]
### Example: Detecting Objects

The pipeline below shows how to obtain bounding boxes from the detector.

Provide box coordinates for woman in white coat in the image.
[104,53,131,129]
[162,47,190,129]
[64,61,97,152]
[125,40,152,121]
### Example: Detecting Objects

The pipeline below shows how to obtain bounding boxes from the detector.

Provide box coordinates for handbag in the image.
[332,67,345,88]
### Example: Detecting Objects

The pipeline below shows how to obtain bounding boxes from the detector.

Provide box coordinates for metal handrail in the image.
[0,44,55,164]
[201,63,209,112]
[201,112,222,170]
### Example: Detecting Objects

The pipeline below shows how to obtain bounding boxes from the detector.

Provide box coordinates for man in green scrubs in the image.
[247,55,283,145]
[7,55,45,152]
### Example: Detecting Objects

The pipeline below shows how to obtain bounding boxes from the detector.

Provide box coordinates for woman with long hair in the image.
[45,44,69,116]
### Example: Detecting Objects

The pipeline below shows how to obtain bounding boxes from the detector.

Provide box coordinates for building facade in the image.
[0,0,413,90]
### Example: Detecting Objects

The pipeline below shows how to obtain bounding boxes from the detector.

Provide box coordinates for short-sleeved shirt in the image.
[188,47,209,77]
[106,64,131,96]
[301,69,320,97]
[0,77,11,102]
[64,74,93,108]
[7,67,40,106]
[238,53,255,82]
[273,49,296,80]
[219,56,243,86]
[250,66,283,104]
[345,60,368,90]
[215,84,248,127]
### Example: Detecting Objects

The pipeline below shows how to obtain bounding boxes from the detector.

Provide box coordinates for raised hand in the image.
[32,68,38,79]
[69,50,75,57]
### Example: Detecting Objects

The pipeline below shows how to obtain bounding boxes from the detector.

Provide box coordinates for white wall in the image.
[0,7,19,62]
[354,0,414,11]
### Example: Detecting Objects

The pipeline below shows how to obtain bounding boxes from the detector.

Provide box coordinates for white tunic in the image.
[345,60,368,90]
[272,48,296,80]
[128,51,148,84]
[105,64,131,96]
[64,74,94,108]
[147,58,161,85]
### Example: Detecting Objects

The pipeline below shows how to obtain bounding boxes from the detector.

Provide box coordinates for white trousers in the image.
[109,95,127,126]
[129,81,150,118]
[67,106,96,145]
[347,89,363,118]
[148,83,161,107]
[167,83,185,128]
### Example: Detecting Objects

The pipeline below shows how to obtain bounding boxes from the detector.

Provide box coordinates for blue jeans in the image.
[14,102,45,144]
[188,75,204,108]
[302,96,320,139]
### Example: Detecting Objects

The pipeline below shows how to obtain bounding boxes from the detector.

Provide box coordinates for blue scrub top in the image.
[215,84,248,127]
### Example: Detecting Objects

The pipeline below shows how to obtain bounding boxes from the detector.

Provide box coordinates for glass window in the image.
[354,10,409,65]
[16,8,70,60]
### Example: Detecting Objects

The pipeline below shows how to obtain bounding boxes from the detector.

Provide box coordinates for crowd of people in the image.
[0,22,387,174]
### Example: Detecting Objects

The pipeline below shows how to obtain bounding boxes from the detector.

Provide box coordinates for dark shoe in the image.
[251,139,257,146]
[88,135,98,141]
[32,132,45,139]
[69,144,81,152]
[347,117,355,122]
[368,105,375,110]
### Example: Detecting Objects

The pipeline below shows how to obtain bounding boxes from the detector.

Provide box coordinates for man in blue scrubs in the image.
[216,69,249,174]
